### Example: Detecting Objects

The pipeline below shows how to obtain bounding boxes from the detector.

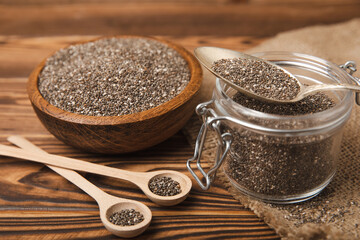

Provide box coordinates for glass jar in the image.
[187,52,359,204]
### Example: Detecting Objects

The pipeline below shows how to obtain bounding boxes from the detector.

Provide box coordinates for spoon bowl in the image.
[100,199,152,238]
[195,47,360,103]
[194,46,303,103]
[7,136,152,238]
[142,170,192,206]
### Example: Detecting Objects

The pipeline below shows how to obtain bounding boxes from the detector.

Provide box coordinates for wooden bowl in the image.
[27,36,202,154]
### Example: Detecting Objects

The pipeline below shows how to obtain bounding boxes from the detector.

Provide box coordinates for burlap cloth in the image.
[183,19,360,240]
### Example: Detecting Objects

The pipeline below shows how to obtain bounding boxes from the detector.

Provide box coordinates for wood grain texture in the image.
[0,35,281,239]
[5,136,153,238]
[0,1,359,37]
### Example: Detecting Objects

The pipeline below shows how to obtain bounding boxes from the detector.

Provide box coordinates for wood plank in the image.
[251,0,359,4]
[0,0,245,5]
[0,2,359,37]
[0,130,279,238]
[0,34,280,238]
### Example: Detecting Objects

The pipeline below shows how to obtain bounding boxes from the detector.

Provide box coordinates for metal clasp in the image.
[340,61,360,105]
[186,100,232,190]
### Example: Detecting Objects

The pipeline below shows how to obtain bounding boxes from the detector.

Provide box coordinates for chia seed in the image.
[279,198,360,227]
[224,91,337,197]
[232,91,335,115]
[38,38,191,116]
[212,58,300,100]
[148,176,182,196]
[109,209,144,226]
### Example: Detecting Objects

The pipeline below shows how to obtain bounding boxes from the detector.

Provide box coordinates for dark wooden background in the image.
[2,0,360,38]
[1,0,360,239]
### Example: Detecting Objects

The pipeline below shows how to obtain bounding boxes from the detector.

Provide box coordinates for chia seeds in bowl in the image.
[38,37,191,116]
[28,36,202,153]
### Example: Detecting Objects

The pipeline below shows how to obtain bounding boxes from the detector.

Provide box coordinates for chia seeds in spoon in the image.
[109,209,144,226]
[38,38,191,116]
[149,176,181,196]
[212,58,300,101]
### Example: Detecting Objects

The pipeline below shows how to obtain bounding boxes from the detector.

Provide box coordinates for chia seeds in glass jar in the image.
[223,91,337,197]
[188,52,355,203]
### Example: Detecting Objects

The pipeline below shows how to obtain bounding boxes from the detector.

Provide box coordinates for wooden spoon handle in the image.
[7,136,110,203]
[0,143,145,186]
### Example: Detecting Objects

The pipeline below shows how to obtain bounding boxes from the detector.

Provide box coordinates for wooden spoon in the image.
[0,141,192,206]
[7,136,151,238]
[194,46,360,103]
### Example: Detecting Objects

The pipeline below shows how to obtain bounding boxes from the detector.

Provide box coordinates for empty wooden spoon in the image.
[0,141,192,206]
[194,46,360,103]
[7,136,151,238]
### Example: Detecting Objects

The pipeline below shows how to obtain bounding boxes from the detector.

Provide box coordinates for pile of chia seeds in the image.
[148,176,182,196]
[38,38,191,116]
[212,58,300,101]
[232,91,335,115]
[109,209,144,226]
[224,91,337,197]
[281,199,359,227]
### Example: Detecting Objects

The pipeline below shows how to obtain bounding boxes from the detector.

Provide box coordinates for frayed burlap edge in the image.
[182,114,352,240]
[182,19,360,240]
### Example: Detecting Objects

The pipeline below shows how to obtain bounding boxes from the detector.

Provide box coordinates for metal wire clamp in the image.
[186,100,232,190]
[340,61,360,105]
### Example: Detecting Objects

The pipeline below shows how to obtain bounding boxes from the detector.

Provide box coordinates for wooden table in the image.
[2,0,360,238]
[0,35,283,239]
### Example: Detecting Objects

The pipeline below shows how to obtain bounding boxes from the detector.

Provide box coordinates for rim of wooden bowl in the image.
[27,35,202,125]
